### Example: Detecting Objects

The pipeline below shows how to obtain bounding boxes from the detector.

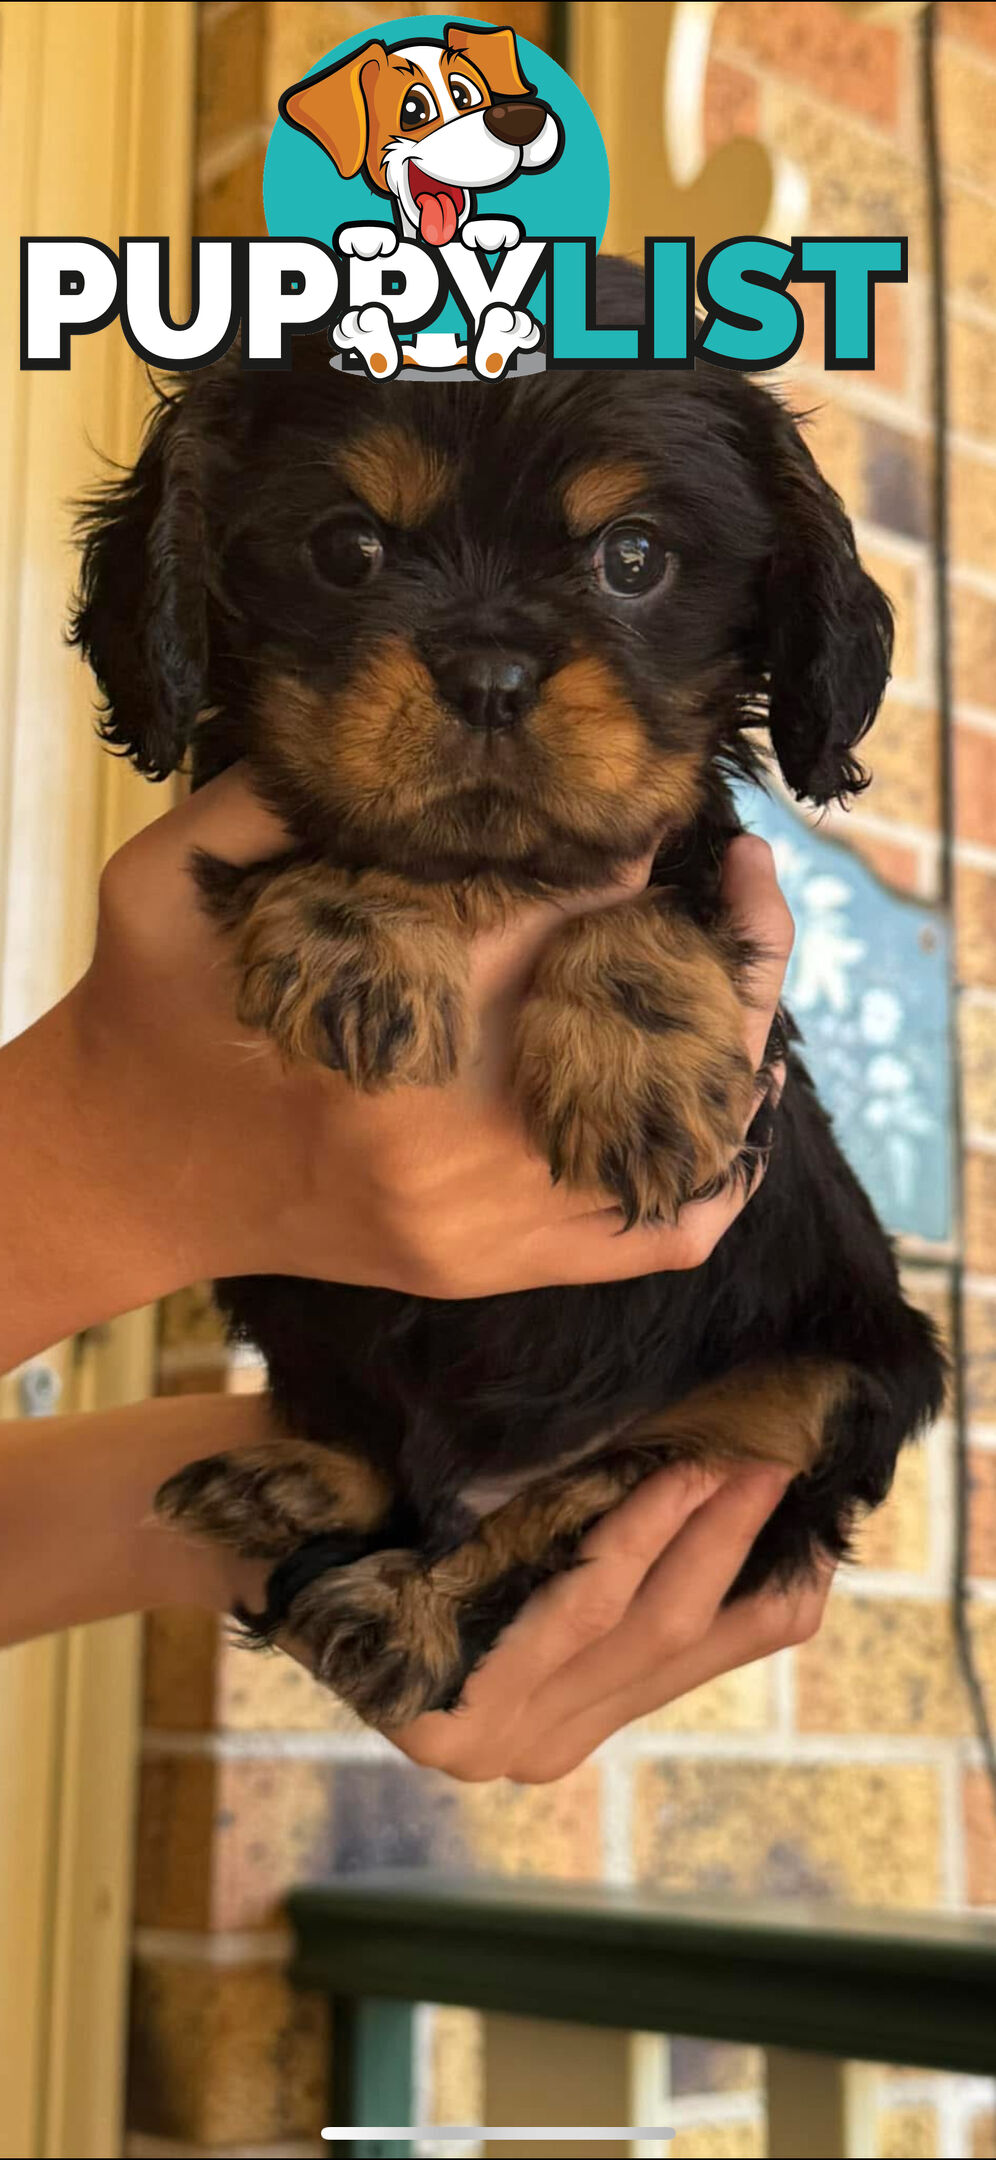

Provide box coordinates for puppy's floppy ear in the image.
[279,44,387,179]
[445,22,533,98]
[69,391,208,781]
[755,400,893,806]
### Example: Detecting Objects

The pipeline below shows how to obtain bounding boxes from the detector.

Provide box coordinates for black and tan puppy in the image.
[72,260,945,1728]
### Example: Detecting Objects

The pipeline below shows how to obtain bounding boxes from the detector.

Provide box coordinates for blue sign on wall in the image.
[735,784,954,1244]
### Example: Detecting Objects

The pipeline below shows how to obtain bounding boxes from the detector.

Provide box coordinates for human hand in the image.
[66,768,791,1303]
[392,1462,832,1782]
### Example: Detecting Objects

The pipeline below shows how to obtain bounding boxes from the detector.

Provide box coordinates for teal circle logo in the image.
[263,15,609,358]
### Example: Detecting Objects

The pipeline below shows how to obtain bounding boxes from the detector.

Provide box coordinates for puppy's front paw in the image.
[232,865,468,1087]
[461,216,524,253]
[513,900,755,1227]
[335,224,399,260]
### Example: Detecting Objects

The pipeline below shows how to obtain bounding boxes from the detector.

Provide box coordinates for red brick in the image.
[846,830,921,894]
[715,1,901,129]
[704,57,761,156]
[956,724,996,848]
[968,1451,996,1578]
[941,4,996,56]
[799,280,907,397]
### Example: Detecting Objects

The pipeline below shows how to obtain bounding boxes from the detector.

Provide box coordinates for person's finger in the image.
[523,1143,770,1286]
[720,835,795,1069]
[396,1461,725,1779]
[96,765,297,965]
[521,1464,792,1733]
[507,1567,835,1784]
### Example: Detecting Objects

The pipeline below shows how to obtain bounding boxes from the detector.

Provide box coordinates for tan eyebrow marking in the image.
[563,461,648,537]
[338,426,454,528]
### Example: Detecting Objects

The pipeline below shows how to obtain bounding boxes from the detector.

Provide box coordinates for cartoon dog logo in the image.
[279,21,563,377]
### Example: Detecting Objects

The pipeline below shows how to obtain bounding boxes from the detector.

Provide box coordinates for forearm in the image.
[0,1390,270,1645]
[0,986,241,1372]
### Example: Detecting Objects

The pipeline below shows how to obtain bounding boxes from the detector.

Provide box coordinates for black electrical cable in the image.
[921,2,996,1809]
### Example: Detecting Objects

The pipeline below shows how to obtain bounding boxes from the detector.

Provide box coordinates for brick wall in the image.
[126,7,996,2157]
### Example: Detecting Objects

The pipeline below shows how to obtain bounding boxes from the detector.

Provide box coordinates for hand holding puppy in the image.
[0,766,790,1372]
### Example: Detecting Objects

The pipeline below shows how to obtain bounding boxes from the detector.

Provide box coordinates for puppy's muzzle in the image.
[484,101,549,147]
[436,649,539,732]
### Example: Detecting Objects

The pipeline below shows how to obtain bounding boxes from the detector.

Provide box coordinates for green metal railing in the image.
[289,1871,996,2158]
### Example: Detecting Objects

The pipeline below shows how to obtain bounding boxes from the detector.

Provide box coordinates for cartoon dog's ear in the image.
[69,393,209,782]
[754,399,893,807]
[445,22,534,98]
[279,43,388,179]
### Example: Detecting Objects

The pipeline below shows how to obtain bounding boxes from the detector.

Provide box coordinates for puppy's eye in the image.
[593,521,677,600]
[308,513,385,589]
[449,74,483,113]
[400,87,438,129]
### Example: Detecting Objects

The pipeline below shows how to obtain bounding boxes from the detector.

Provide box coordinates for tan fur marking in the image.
[290,1549,464,1726]
[631,1360,853,1476]
[532,656,706,836]
[513,893,755,1224]
[445,23,529,99]
[563,462,648,538]
[282,1359,852,1726]
[338,426,453,528]
[232,857,469,1086]
[257,642,708,884]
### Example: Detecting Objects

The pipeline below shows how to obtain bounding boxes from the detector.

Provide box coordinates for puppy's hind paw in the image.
[155,1439,393,1562]
[332,304,401,379]
[249,1548,469,1729]
[471,303,541,380]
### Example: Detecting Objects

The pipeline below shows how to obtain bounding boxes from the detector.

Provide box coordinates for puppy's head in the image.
[279,24,560,243]
[71,261,892,885]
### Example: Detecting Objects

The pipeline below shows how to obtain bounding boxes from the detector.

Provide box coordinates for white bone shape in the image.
[461,216,524,254]
[336,224,399,260]
[332,304,402,380]
[471,303,541,381]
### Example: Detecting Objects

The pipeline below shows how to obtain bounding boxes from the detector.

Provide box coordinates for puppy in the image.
[280,22,561,251]
[72,258,945,1730]
[280,20,559,378]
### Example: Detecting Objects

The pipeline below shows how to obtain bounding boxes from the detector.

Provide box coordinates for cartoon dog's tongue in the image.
[410,168,463,247]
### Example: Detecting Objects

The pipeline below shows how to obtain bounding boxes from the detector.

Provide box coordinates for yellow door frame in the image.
[0,6,195,2152]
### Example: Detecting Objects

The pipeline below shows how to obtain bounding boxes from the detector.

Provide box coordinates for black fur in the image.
[71,258,946,1680]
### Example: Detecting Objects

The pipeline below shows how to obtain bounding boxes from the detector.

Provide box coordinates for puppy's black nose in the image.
[484,100,548,147]
[437,650,538,731]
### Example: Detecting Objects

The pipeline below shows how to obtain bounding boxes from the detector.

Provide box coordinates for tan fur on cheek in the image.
[338,426,454,528]
[563,462,647,537]
[259,638,448,825]
[534,655,706,835]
